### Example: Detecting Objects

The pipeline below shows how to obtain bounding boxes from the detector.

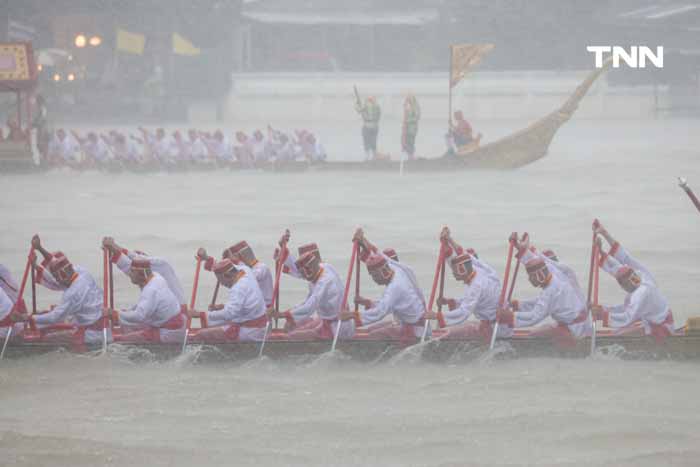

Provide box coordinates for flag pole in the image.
[448,45,453,130]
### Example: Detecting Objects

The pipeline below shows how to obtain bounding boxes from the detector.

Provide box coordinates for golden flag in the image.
[450,44,494,88]
[172,32,200,56]
[116,28,145,55]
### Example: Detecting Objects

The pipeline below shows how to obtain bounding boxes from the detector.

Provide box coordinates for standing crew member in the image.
[401,94,421,161]
[355,95,381,161]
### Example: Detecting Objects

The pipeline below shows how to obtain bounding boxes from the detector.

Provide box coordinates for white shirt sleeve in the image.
[442,284,481,326]
[359,285,394,326]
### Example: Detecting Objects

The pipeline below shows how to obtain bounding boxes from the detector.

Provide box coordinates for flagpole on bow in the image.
[448,45,453,130]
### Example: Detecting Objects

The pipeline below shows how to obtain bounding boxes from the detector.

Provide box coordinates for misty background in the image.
[2,0,699,124]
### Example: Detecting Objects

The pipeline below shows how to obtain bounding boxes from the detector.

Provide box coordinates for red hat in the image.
[48,252,71,274]
[295,251,321,280]
[227,241,247,254]
[227,241,255,264]
[213,258,237,275]
[48,252,73,283]
[525,257,550,286]
[525,257,546,274]
[542,249,557,260]
[450,253,473,277]
[366,254,388,272]
[382,248,398,261]
[615,265,634,281]
[130,258,151,271]
[295,251,319,269]
[298,243,319,257]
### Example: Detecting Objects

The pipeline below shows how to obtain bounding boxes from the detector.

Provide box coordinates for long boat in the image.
[5,323,700,362]
[270,59,613,173]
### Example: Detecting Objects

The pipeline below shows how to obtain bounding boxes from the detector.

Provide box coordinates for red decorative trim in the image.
[35,266,45,284]
[437,310,446,328]
[353,310,362,327]
[500,311,515,327]
[283,311,296,328]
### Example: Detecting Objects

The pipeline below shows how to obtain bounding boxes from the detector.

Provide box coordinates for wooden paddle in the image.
[1,247,34,360]
[587,229,600,356]
[491,235,516,350]
[333,240,359,352]
[261,232,288,357]
[181,256,202,354]
[422,240,447,343]
[101,248,109,353]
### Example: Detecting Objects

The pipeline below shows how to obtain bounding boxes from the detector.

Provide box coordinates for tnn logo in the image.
[587,46,664,68]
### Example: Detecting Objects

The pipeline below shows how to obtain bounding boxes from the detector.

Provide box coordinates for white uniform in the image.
[515,250,590,337]
[0,287,23,339]
[251,137,267,162]
[290,267,355,338]
[83,139,112,163]
[48,135,80,163]
[204,137,233,162]
[441,253,510,337]
[207,269,266,341]
[600,244,672,335]
[250,262,274,308]
[359,266,428,338]
[189,136,209,163]
[33,266,110,345]
[0,263,19,304]
[113,249,186,306]
[113,139,142,163]
[119,273,183,343]
[146,134,178,164]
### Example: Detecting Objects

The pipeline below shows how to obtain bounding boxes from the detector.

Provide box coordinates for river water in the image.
[1,117,699,466]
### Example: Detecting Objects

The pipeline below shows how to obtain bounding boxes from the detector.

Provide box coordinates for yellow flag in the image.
[116,28,145,55]
[172,33,200,56]
[450,44,494,88]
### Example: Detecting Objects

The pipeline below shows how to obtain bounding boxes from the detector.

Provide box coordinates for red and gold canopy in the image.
[0,42,37,91]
